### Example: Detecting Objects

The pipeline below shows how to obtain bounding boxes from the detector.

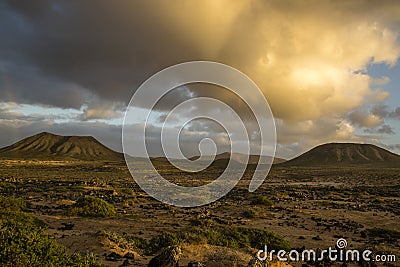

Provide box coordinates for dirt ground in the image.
[0,160,399,266]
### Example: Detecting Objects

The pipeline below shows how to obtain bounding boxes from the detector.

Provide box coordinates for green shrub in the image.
[242,209,257,219]
[108,231,182,255]
[126,235,148,249]
[0,197,103,266]
[185,226,290,251]
[69,196,116,217]
[0,196,28,212]
[368,228,400,242]
[99,230,147,250]
[251,195,273,206]
[104,225,290,256]
[184,228,233,247]
[146,232,182,254]
[0,182,17,190]
[121,187,134,195]
[0,217,103,266]
[54,186,68,193]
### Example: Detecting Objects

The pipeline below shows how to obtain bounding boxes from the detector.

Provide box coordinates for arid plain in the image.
[0,133,399,266]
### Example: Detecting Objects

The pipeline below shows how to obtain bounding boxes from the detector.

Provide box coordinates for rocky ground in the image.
[0,159,399,266]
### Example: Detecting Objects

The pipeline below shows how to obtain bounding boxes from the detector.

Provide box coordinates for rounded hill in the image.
[0,132,123,161]
[281,143,400,166]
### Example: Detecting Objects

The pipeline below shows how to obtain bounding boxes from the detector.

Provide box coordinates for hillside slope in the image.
[0,132,123,161]
[190,152,286,165]
[281,143,400,166]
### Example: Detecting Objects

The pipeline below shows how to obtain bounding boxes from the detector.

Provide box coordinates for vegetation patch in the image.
[107,226,290,255]
[242,209,257,219]
[100,230,147,251]
[0,196,28,211]
[146,232,182,254]
[120,187,134,195]
[185,226,290,251]
[0,182,17,190]
[367,228,400,243]
[69,195,116,217]
[0,196,103,266]
[251,195,273,206]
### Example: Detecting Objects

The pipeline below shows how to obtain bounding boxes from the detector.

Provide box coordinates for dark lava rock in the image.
[106,252,122,261]
[119,259,132,266]
[147,246,181,267]
[124,251,135,260]
[188,260,205,267]
[312,235,322,240]
[58,222,74,231]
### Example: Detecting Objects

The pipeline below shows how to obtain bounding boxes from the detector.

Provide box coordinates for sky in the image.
[0,0,400,159]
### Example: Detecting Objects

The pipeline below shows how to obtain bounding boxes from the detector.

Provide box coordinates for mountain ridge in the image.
[280,142,400,166]
[189,152,286,165]
[0,132,123,161]
[1,133,399,167]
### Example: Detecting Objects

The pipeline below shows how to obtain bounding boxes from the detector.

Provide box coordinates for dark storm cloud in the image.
[371,104,400,119]
[1,0,400,120]
[1,1,202,108]
[1,0,400,159]
[347,109,383,128]
[377,125,395,134]
[364,124,395,135]
[346,106,399,135]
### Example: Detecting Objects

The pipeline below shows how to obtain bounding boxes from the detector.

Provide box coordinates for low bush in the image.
[251,195,273,206]
[185,226,290,251]
[99,230,147,251]
[69,196,116,217]
[368,228,400,242]
[121,187,134,195]
[0,182,17,190]
[0,196,103,266]
[0,196,28,212]
[242,209,257,219]
[115,225,290,255]
[146,232,182,254]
